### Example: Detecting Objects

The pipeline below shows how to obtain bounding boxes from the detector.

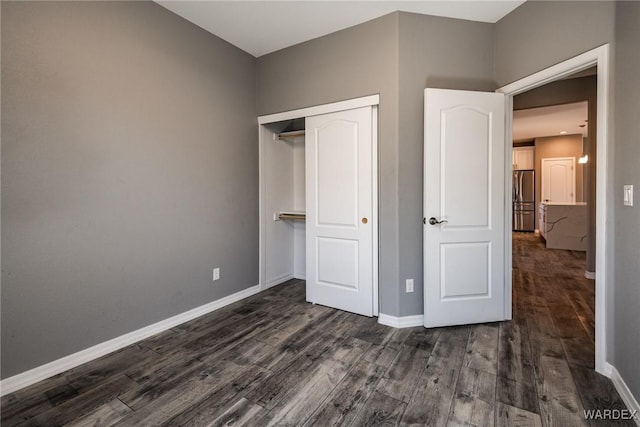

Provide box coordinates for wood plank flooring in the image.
[2,233,634,426]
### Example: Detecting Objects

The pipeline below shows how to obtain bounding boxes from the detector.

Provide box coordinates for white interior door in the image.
[306,106,373,316]
[541,157,575,203]
[424,88,506,328]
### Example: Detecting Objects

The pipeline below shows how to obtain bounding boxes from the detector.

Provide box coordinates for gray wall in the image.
[496,0,639,399]
[397,12,494,316]
[533,134,585,216]
[257,12,494,317]
[494,1,615,87]
[513,76,597,272]
[1,1,257,378]
[257,13,402,316]
[613,0,640,401]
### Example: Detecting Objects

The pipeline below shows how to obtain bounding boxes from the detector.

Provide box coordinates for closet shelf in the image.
[277,130,305,141]
[278,211,306,221]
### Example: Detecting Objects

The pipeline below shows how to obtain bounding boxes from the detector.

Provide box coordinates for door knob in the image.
[428,217,448,225]
[361,217,368,224]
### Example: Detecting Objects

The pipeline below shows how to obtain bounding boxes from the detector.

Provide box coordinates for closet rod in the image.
[278,212,306,221]
[276,130,305,141]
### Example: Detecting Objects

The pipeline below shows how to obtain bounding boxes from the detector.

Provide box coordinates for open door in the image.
[424,88,506,327]
[306,106,374,317]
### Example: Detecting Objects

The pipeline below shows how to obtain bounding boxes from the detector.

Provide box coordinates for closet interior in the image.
[261,117,307,288]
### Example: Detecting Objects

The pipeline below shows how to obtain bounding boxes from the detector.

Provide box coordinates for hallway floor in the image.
[1,233,633,426]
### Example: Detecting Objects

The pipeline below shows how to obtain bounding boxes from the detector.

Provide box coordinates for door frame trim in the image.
[257,95,380,316]
[258,94,380,125]
[497,44,610,374]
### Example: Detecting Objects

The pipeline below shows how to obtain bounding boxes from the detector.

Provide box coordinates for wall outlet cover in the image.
[406,279,414,293]
[213,268,220,281]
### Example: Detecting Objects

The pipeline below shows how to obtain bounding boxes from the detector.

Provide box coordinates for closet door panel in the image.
[317,237,358,290]
[306,106,373,317]
[315,121,358,227]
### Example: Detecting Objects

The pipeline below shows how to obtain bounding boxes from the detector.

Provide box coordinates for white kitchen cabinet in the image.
[539,203,546,239]
[513,147,534,170]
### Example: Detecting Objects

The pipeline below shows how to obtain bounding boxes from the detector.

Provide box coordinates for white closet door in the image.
[305,106,373,317]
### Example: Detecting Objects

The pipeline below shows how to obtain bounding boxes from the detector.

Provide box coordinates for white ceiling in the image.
[156,1,526,57]
[513,101,588,142]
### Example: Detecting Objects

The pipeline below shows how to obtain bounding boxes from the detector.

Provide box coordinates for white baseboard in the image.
[0,284,261,397]
[603,361,614,377]
[378,313,424,328]
[607,363,640,426]
[585,271,596,280]
[265,273,294,289]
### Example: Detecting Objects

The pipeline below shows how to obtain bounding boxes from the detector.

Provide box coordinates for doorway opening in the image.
[512,92,595,367]
[498,45,610,375]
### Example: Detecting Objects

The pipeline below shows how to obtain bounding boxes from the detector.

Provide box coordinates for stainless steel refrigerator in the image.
[513,170,535,231]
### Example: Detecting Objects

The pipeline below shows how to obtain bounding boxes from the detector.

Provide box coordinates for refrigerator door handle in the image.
[518,172,524,202]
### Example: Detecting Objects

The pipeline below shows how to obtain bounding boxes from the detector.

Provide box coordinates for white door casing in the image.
[424,88,506,328]
[306,106,374,317]
[541,157,576,204]
[498,46,609,375]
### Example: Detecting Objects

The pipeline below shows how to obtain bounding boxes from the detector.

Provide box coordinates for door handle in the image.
[428,217,448,225]
[361,217,368,224]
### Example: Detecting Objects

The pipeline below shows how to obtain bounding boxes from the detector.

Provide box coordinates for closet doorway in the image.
[258,96,379,317]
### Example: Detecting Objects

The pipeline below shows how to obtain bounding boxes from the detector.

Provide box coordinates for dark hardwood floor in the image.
[2,233,633,426]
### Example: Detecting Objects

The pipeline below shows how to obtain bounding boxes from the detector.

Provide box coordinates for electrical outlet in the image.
[213,268,220,281]
[406,279,414,293]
